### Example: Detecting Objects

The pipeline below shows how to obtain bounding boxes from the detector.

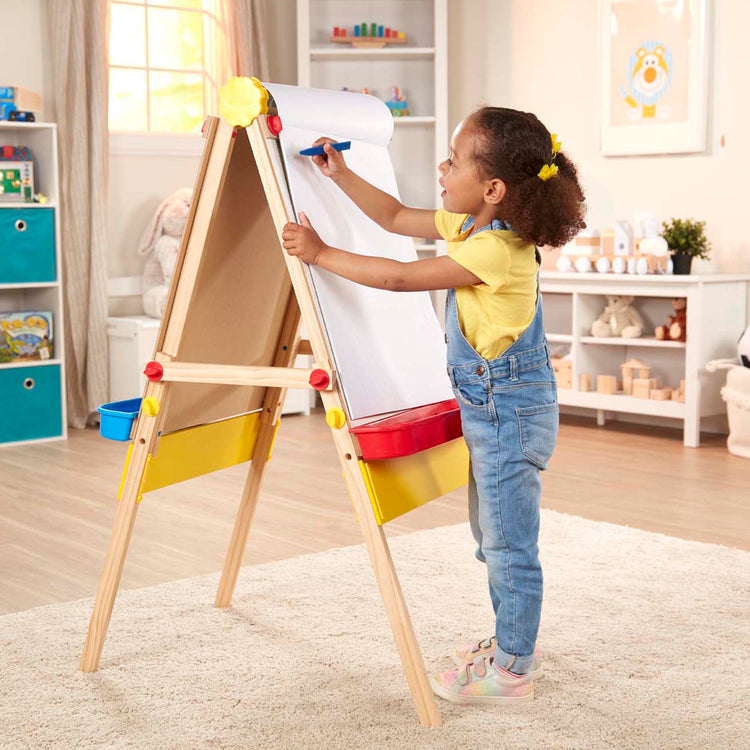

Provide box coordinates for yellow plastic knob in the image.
[219,76,269,127]
[142,396,160,417]
[326,408,346,430]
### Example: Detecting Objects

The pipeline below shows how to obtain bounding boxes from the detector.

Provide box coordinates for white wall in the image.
[1,0,747,303]
[471,0,747,276]
[0,0,46,111]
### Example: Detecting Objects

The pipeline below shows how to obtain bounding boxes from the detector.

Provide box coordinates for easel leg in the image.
[214,421,276,607]
[215,290,301,608]
[344,473,442,727]
[80,488,141,672]
[372,528,442,727]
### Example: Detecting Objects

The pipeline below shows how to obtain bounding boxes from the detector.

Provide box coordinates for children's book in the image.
[0,312,53,362]
[0,146,34,201]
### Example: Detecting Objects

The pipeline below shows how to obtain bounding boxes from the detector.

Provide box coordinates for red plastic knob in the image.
[267,115,283,135]
[144,361,163,381]
[309,369,330,391]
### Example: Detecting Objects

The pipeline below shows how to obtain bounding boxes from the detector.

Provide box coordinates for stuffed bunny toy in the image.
[138,187,192,318]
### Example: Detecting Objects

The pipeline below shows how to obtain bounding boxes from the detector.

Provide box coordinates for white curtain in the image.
[219,0,271,80]
[46,0,110,429]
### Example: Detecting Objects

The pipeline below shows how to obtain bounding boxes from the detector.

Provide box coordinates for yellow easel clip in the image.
[142,396,160,417]
[325,408,346,430]
[219,76,269,127]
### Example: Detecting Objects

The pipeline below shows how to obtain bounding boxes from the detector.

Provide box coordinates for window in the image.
[109,0,225,134]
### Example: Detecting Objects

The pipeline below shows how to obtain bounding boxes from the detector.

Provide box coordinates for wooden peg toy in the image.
[331,23,407,48]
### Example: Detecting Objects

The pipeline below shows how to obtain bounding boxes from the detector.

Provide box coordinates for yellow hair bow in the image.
[551,133,562,154]
[538,163,559,181]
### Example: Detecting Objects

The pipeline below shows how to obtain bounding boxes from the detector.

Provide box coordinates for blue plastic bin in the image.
[98,398,142,441]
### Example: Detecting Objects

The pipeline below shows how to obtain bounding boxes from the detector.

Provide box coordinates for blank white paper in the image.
[265,83,452,421]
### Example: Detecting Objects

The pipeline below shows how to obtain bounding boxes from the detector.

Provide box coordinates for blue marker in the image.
[299,141,351,156]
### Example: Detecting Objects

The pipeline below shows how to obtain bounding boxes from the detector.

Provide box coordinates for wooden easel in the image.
[81,104,468,727]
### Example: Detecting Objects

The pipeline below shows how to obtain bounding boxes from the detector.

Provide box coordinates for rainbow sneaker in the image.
[453,636,543,679]
[429,656,534,705]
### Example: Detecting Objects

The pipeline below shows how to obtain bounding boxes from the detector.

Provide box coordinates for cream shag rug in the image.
[1,510,748,750]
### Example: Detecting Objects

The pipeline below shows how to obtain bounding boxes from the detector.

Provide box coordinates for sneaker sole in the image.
[452,652,544,680]
[429,675,534,705]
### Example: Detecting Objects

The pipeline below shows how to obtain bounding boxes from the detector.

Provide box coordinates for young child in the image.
[282,107,586,705]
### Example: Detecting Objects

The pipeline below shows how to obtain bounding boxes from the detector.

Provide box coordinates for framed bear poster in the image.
[599,0,710,155]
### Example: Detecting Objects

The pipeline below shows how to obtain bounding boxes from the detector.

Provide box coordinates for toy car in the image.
[7,111,36,122]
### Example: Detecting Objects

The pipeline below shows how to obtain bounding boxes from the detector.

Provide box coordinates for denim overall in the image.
[446,219,559,674]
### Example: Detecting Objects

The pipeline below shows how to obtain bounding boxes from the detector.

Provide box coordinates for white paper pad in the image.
[265,83,452,421]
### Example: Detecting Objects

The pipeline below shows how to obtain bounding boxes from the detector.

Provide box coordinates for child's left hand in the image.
[282,213,328,265]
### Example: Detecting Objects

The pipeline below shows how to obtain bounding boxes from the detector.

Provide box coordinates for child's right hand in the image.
[309,137,349,180]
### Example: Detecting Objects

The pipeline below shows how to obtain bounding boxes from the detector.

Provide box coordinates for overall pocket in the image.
[453,379,493,409]
[516,402,559,469]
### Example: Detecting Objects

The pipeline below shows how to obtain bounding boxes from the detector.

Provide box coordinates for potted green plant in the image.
[661,218,711,275]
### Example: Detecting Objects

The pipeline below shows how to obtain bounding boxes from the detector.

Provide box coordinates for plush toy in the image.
[739,326,750,368]
[655,298,687,342]
[138,188,192,318]
[590,295,644,338]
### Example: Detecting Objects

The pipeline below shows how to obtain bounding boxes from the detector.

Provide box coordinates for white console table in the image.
[539,272,750,446]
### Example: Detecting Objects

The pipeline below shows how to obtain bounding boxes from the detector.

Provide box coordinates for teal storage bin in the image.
[98,398,142,441]
[0,363,62,443]
[0,207,56,283]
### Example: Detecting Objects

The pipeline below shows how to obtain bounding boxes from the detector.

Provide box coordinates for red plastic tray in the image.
[350,399,463,460]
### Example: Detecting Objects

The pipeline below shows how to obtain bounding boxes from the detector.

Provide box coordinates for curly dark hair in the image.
[469,107,586,248]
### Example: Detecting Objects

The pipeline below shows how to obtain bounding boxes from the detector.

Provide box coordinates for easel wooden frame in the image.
[80,115,443,727]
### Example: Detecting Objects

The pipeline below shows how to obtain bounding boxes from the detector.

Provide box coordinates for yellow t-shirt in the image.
[435,209,538,360]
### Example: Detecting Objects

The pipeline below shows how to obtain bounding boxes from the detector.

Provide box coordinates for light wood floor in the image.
[0,411,747,615]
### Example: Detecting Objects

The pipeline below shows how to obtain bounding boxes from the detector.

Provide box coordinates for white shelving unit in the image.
[539,272,750,447]
[0,121,67,446]
[297,0,447,288]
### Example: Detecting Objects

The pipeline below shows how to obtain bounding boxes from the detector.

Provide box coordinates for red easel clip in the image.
[309,369,330,391]
[267,115,283,136]
[144,361,164,381]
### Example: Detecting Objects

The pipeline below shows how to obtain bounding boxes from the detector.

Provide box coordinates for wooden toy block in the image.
[621,358,650,391]
[579,373,592,392]
[632,378,651,399]
[0,85,41,120]
[550,356,573,389]
[672,380,686,402]
[597,375,617,395]
[650,388,672,400]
